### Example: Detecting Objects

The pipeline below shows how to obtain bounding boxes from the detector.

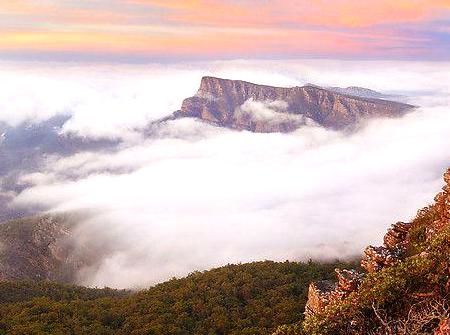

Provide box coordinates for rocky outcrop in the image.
[361,221,411,273]
[335,268,364,292]
[173,77,414,133]
[304,218,420,316]
[305,168,450,318]
[305,219,411,316]
[305,217,426,318]
[305,222,410,316]
[305,269,364,317]
[305,280,337,316]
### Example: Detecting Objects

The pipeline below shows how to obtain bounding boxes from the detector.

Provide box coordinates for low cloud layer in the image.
[3,59,450,288]
[235,98,312,127]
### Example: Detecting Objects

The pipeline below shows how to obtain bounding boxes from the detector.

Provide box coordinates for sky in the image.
[0,0,449,62]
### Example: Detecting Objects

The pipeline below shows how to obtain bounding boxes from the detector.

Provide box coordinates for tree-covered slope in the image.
[0,260,355,335]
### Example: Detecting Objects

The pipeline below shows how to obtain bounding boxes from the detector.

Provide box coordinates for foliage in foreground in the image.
[275,205,450,335]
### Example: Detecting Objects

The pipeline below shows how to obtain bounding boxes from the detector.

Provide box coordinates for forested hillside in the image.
[0,260,355,335]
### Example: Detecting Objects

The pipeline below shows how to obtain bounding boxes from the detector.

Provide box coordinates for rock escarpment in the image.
[172,77,414,133]
[305,168,450,319]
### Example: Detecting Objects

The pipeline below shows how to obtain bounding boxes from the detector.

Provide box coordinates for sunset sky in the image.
[0,0,449,62]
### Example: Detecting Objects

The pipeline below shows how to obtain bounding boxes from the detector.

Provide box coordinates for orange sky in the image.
[0,0,448,61]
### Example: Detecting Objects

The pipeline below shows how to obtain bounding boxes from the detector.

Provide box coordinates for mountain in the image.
[274,167,450,335]
[327,86,391,100]
[170,77,414,132]
[0,260,352,335]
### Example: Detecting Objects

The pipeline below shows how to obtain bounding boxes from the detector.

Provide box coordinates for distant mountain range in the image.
[304,83,396,100]
[327,86,393,100]
[166,77,414,133]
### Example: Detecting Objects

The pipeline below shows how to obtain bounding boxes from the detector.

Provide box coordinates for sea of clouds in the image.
[1,59,449,288]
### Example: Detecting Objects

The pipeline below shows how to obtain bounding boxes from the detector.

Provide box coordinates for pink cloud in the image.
[0,0,447,60]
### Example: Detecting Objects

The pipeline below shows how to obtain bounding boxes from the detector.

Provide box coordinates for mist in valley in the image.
[1,59,450,288]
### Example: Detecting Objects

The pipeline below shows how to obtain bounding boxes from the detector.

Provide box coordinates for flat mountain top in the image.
[172,76,414,132]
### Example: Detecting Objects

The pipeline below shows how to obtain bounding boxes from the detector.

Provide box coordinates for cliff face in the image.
[176,77,414,132]
[0,215,81,283]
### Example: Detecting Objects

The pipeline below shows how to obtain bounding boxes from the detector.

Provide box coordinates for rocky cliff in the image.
[172,77,414,132]
[0,215,81,282]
